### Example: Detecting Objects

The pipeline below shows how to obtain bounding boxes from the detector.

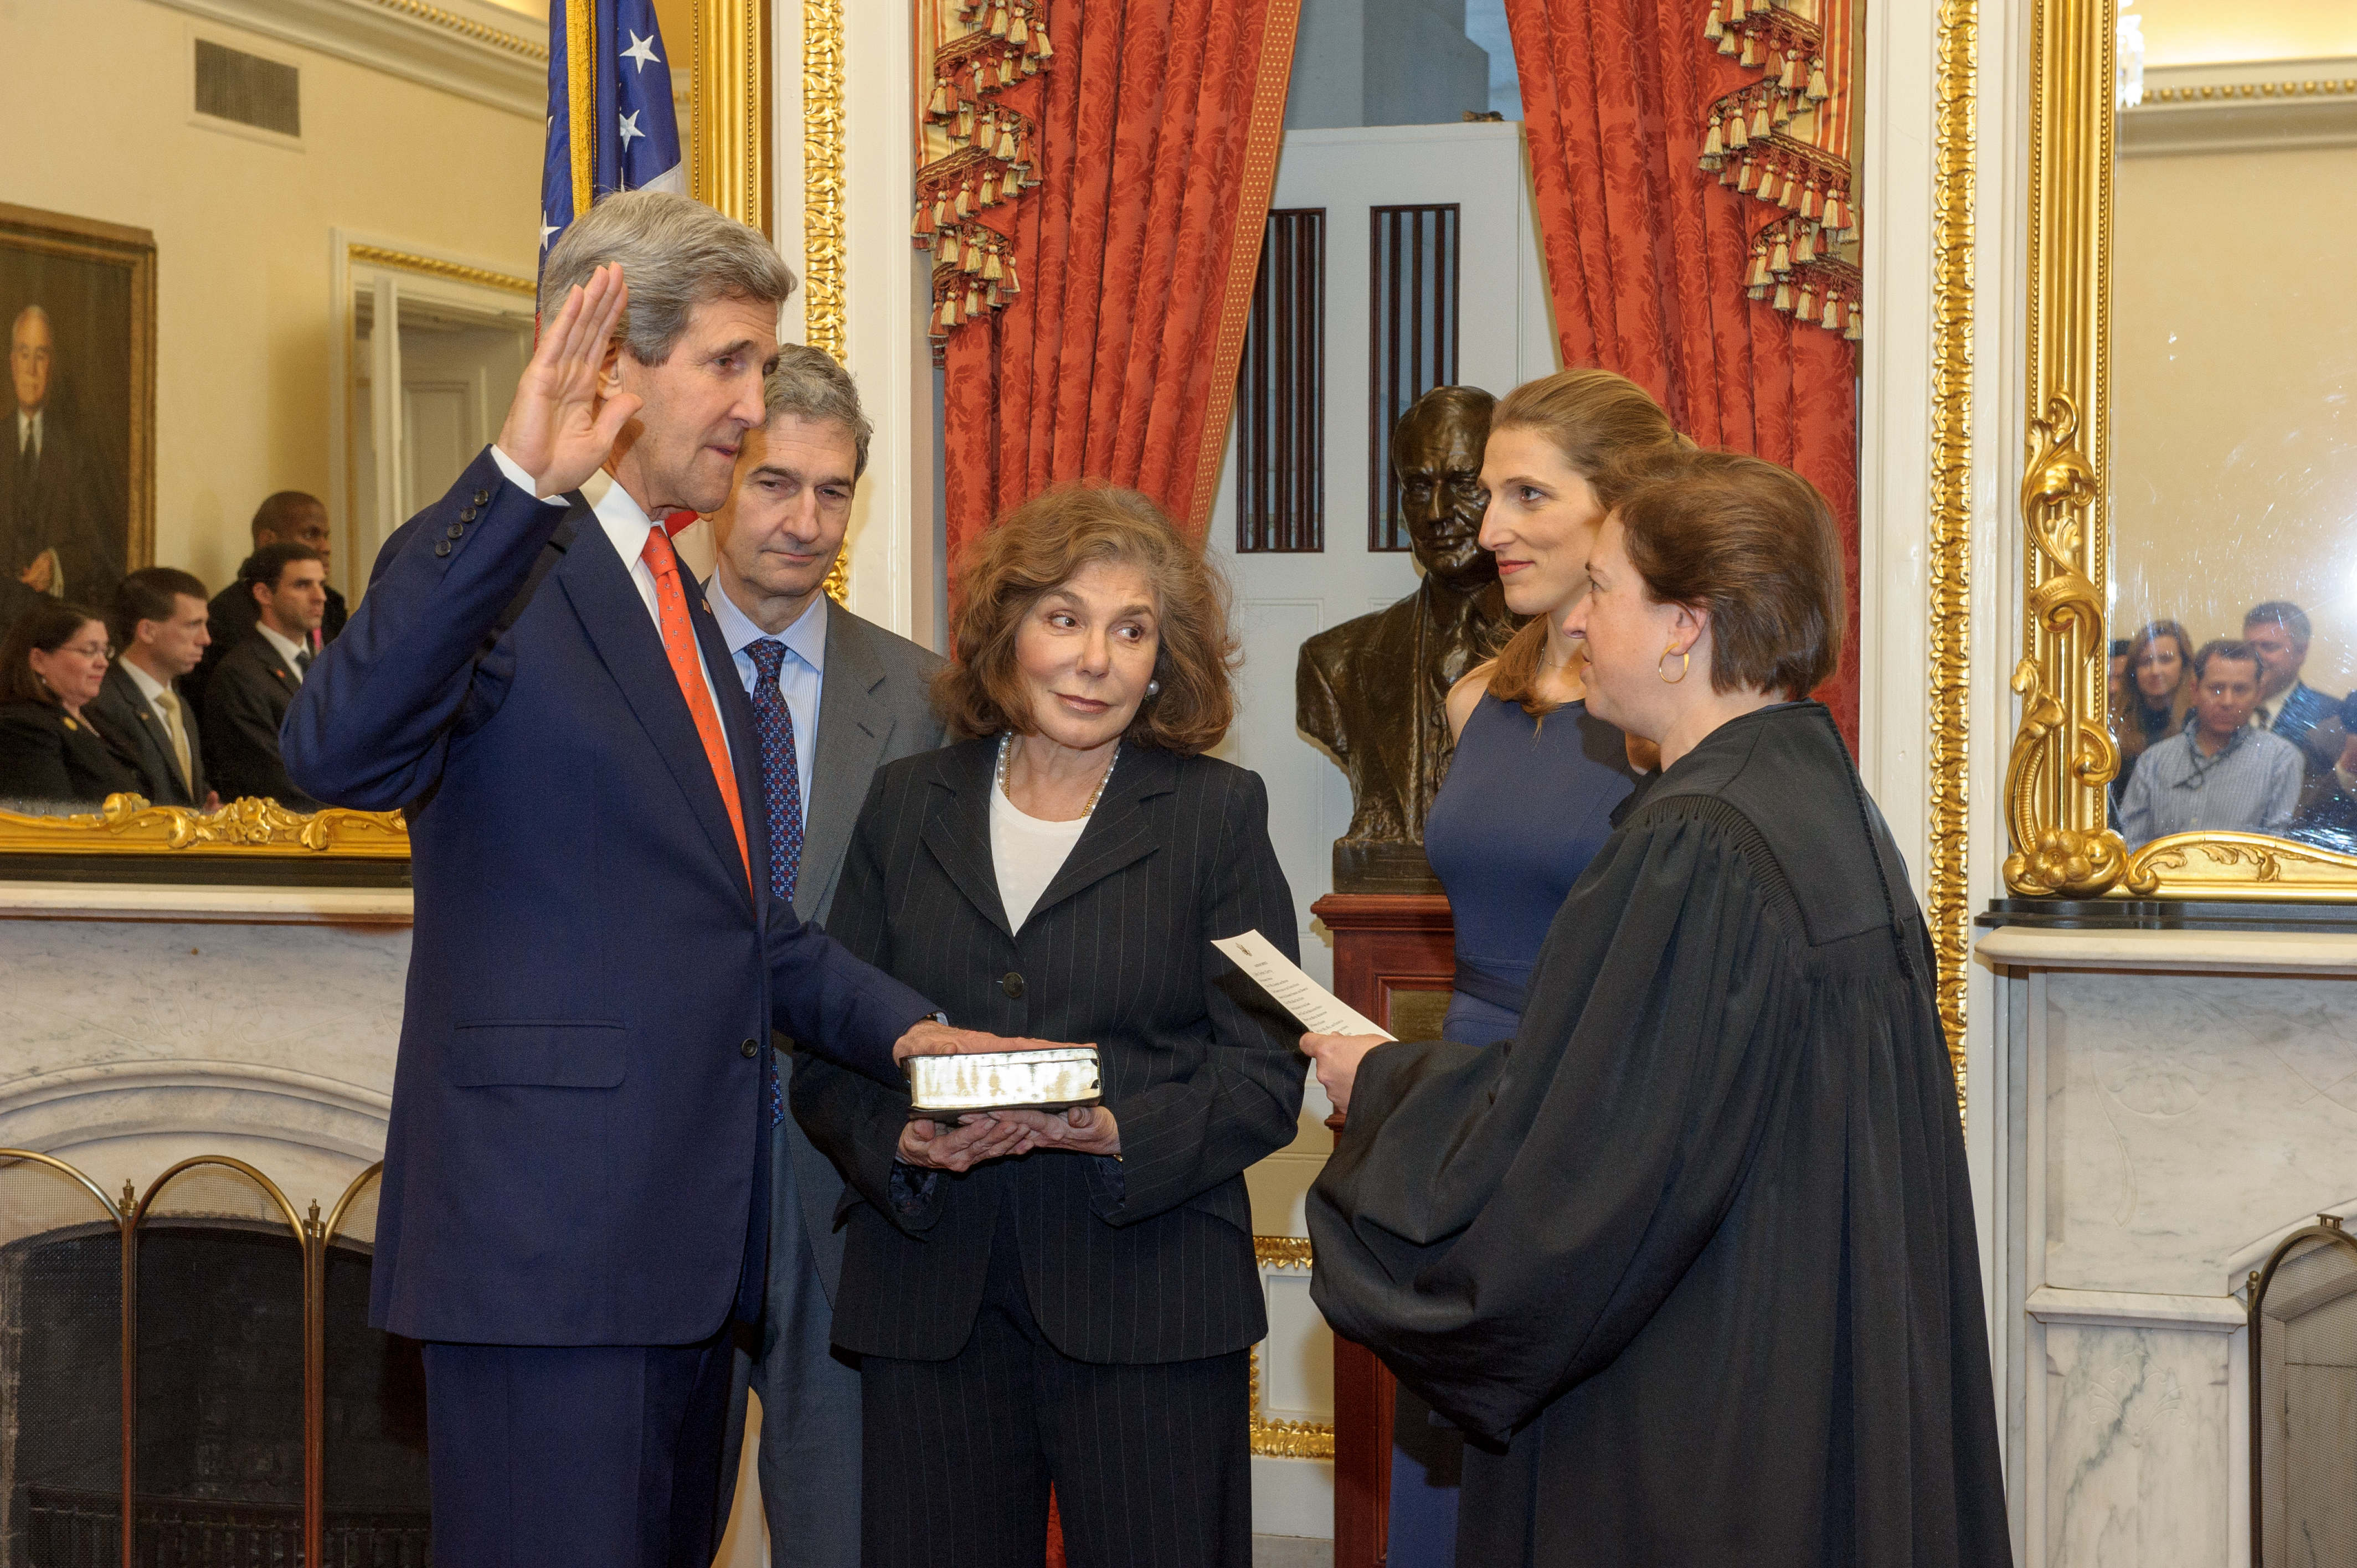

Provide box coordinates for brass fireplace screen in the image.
[0,1149,420,1568]
[2249,1214,2357,1568]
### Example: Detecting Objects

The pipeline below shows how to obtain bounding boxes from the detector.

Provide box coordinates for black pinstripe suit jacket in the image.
[791,737,1305,1364]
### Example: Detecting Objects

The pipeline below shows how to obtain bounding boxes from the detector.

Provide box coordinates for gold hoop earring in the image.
[1658,647,1690,684]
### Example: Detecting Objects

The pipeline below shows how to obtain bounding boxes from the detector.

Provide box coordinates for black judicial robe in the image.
[1308,702,2011,1568]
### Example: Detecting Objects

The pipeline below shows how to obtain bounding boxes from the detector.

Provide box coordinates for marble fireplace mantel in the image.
[1980,921,2357,1568]
[0,881,413,1215]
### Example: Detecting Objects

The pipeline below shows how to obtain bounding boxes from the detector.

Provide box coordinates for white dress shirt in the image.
[255,621,311,679]
[488,446,731,764]
[709,580,826,808]
[16,408,40,458]
[121,657,193,790]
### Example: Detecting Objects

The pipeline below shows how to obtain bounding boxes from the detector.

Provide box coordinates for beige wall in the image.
[3,0,540,595]
[2133,0,2357,67]
[2110,139,2357,693]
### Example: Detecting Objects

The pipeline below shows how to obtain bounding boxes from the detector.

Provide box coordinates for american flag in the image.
[539,0,685,267]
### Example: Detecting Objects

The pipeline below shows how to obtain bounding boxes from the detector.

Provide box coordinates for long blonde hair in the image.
[1479,369,1684,715]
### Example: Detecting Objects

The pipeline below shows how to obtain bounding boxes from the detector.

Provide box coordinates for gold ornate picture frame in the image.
[2000,0,2357,902]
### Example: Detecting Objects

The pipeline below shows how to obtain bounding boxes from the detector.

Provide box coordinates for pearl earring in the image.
[1145,679,1162,697]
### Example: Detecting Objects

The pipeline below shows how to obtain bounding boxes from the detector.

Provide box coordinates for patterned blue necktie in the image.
[747,638,804,1127]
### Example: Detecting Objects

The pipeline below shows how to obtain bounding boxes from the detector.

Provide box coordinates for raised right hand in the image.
[496,262,641,497]
[898,1112,1040,1172]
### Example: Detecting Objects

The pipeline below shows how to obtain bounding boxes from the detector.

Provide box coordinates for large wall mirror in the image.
[2008,0,2357,900]
[0,0,766,874]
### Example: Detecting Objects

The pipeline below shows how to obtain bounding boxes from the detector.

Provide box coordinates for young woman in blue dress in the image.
[1385,367,1684,1567]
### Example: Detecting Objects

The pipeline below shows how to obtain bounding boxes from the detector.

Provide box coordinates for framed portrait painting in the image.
[0,202,155,630]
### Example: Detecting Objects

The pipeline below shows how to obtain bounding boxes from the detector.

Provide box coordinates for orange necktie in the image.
[640,525,751,888]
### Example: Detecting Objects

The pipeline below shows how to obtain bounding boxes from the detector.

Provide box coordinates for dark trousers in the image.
[722,1114,863,1568]
[422,1333,735,1568]
[860,1212,1252,1568]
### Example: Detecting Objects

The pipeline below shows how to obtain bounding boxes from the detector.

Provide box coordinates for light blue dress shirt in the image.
[708,580,826,812]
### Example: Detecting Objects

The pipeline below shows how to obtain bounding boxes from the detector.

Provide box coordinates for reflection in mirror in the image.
[0,0,557,835]
[2107,0,2357,856]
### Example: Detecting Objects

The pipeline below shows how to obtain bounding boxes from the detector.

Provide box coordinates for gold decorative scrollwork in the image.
[2004,393,2129,897]
[0,795,409,858]
[800,0,850,603]
[2006,0,2128,900]
[1255,1235,1314,1270]
[1925,0,1977,1101]
[1248,1345,1339,1459]
[1248,1235,1332,1456]
[2005,0,2357,903]
[2119,832,2357,900]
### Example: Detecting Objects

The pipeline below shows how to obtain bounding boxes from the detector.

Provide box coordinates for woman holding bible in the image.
[792,483,1303,1568]
[1303,452,2011,1567]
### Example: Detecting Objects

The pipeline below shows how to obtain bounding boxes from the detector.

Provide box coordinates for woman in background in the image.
[1303,451,2009,1567]
[1386,368,1680,1565]
[2112,618,2195,797]
[0,600,138,806]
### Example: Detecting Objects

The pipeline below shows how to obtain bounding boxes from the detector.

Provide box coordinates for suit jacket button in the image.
[460,507,478,522]
[473,488,491,506]
[1000,971,1025,999]
[434,540,452,558]
[447,523,465,540]
[740,1037,759,1058]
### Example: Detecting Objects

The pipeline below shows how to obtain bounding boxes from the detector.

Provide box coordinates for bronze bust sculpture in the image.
[1298,385,1520,891]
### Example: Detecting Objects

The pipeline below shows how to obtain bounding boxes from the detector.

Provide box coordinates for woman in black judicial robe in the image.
[1302,451,2012,1568]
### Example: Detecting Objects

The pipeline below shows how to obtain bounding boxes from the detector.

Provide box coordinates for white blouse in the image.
[989,779,1089,931]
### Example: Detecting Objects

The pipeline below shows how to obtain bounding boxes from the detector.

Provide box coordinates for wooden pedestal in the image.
[1309,893,1455,1568]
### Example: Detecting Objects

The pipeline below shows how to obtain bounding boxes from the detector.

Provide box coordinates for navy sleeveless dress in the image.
[1386,690,1640,1567]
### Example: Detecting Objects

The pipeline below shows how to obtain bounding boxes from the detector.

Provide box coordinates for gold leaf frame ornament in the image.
[0,796,408,858]
[1249,1234,1335,1459]
[2003,0,2129,899]
[1923,0,1976,1087]
[2003,0,2357,902]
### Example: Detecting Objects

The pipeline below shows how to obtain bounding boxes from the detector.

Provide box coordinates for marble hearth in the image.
[1982,926,2357,1568]
[0,883,412,1210]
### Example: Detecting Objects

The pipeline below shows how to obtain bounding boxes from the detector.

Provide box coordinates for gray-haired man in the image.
[709,344,945,1568]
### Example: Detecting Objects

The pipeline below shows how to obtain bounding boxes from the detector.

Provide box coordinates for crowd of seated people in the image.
[2111,600,2357,852]
[0,492,340,812]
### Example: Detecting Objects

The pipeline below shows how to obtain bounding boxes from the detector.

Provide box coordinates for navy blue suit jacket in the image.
[284,447,934,1345]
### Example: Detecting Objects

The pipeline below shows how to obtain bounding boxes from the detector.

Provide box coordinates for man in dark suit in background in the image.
[203,543,325,808]
[2243,601,2349,820]
[89,565,214,808]
[708,345,946,1568]
[188,491,348,714]
[2,304,123,607]
[281,191,1051,1568]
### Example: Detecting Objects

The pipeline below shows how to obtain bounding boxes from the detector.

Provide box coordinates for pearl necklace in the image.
[996,733,1119,819]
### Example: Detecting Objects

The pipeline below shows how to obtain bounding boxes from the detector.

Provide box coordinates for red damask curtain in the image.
[1506,0,1862,742]
[939,0,1304,565]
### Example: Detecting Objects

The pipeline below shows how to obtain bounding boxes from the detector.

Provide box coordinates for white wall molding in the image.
[1979,924,2357,975]
[0,880,414,925]
[145,0,545,118]
[0,1061,390,1163]
[2026,1286,2247,1333]
[2126,56,2357,156]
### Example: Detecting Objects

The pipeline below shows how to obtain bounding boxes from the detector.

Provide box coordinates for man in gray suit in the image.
[709,345,945,1566]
